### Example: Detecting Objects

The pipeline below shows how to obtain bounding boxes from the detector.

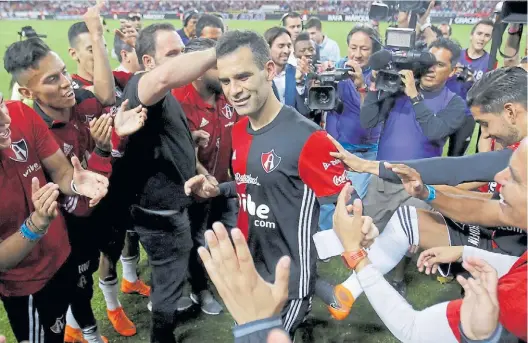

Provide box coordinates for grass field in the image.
[0,19,524,342]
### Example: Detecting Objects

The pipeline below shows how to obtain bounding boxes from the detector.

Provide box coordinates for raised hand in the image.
[384,162,429,200]
[458,257,500,340]
[83,0,105,37]
[344,59,365,89]
[198,223,290,325]
[398,69,419,98]
[192,130,210,148]
[89,113,113,152]
[327,134,371,173]
[115,21,138,47]
[71,156,109,207]
[114,99,147,137]
[30,177,60,229]
[184,174,220,199]
[417,246,463,275]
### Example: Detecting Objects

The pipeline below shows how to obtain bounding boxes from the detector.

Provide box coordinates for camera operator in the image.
[361,38,466,161]
[177,9,199,45]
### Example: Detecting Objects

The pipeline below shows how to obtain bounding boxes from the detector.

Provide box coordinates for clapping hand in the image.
[90,113,113,152]
[30,178,60,229]
[71,156,109,207]
[114,99,147,137]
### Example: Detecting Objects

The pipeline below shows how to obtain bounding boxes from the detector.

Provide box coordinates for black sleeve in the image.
[378,149,514,185]
[360,90,396,129]
[219,181,237,198]
[294,90,310,117]
[122,73,164,110]
[413,95,467,141]
[233,316,285,343]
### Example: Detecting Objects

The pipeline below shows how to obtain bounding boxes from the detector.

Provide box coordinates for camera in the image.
[456,65,473,82]
[306,68,352,111]
[369,28,435,93]
[369,1,439,21]
[18,26,47,40]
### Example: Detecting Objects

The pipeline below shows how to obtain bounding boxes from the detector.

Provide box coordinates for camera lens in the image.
[317,91,330,104]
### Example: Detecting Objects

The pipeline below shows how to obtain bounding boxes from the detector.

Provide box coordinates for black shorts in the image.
[69,252,100,328]
[1,258,76,343]
[281,297,313,337]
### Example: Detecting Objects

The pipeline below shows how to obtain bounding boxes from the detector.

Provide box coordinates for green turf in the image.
[0,19,524,342]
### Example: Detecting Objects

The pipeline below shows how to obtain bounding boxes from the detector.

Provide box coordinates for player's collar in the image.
[33,102,69,128]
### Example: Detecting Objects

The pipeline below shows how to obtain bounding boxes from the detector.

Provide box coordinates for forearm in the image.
[413,98,466,141]
[360,91,384,128]
[357,263,456,343]
[460,324,502,343]
[456,182,488,191]
[463,246,518,278]
[434,185,493,199]
[0,222,40,272]
[233,316,284,343]
[91,35,115,106]
[138,49,216,106]
[219,181,237,198]
[48,165,75,196]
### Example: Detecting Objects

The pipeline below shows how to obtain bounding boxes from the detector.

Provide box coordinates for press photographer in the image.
[360,36,467,161]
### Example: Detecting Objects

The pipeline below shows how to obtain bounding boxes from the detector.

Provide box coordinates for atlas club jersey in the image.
[231,106,347,299]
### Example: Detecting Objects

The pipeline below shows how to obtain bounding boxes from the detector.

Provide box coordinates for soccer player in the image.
[0,93,108,342]
[184,30,348,336]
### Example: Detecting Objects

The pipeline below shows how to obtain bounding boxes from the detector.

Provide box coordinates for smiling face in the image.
[347,31,373,69]
[420,47,455,90]
[217,46,274,117]
[494,139,528,229]
[0,93,12,150]
[471,102,526,148]
[270,33,292,68]
[18,51,75,110]
[470,23,493,53]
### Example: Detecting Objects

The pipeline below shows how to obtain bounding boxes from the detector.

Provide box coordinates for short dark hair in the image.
[184,37,216,53]
[216,30,270,70]
[346,25,382,53]
[295,31,311,45]
[281,12,301,27]
[429,37,462,67]
[196,14,224,37]
[113,34,134,63]
[471,19,494,35]
[305,17,322,31]
[135,23,176,67]
[4,38,51,83]
[263,26,290,47]
[68,21,89,47]
[467,67,527,114]
[440,22,453,36]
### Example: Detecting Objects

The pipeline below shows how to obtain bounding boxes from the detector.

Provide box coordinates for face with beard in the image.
[202,66,222,94]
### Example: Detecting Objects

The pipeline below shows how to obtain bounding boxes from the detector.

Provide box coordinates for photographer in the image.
[361,38,466,161]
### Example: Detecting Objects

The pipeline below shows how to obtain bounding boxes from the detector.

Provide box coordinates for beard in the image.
[204,78,223,95]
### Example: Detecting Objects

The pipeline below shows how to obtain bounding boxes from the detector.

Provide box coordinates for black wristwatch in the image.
[410,93,424,105]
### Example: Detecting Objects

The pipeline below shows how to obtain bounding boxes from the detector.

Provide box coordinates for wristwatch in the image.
[410,93,424,105]
[341,249,368,270]
[424,184,436,203]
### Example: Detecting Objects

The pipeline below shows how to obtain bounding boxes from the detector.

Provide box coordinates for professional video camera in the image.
[368,28,436,93]
[456,65,473,82]
[18,26,47,40]
[369,1,440,21]
[305,68,352,111]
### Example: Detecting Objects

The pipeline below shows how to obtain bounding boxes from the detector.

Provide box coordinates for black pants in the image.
[188,196,238,294]
[1,258,75,343]
[131,205,193,343]
[69,252,100,329]
[280,297,313,338]
[447,116,476,157]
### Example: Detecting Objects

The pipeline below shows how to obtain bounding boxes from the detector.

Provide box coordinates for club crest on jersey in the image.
[84,114,95,123]
[9,139,29,162]
[261,149,281,173]
[221,104,234,119]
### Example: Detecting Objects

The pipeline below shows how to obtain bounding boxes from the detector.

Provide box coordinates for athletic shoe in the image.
[177,296,193,312]
[107,307,136,337]
[147,301,152,312]
[121,279,151,297]
[327,284,355,321]
[190,290,223,315]
[64,325,108,343]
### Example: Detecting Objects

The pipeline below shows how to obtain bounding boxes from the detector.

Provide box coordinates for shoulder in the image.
[282,106,321,134]
[74,87,98,103]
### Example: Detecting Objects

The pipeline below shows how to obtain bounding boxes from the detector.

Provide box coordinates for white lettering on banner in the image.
[327,15,343,22]
[23,163,42,178]
[238,193,275,229]
[323,159,342,170]
[235,173,261,186]
[333,171,348,186]
[453,17,480,25]
[327,14,369,22]
[143,14,165,20]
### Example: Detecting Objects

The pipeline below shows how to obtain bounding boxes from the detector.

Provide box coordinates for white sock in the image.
[82,325,105,343]
[121,255,139,283]
[342,206,420,299]
[66,306,80,329]
[99,278,121,310]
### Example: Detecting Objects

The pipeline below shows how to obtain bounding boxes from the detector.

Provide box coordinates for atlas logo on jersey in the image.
[221,104,234,119]
[238,193,275,229]
[261,149,281,173]
[9,139,29,162]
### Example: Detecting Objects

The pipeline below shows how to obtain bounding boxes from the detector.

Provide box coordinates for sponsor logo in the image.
[323,158,342,170]
[200,117,209,128]
[9,139,28,162]
[78,260,90,274]
[63,143,73,156]
[261,149,281,173]
[467,225,481,247]
[327,14,369,22]
[238,193,275,229]
[50,315,65,334]
[143,14,165,20]
[453,17,480,25]
[235,173,260,186]
[333,171,348,186]
[221,104,234,119]
[23,163,42,178]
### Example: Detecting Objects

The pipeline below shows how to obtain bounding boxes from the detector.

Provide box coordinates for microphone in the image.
[368,49,392,70]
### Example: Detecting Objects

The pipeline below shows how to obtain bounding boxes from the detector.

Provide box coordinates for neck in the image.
[193,82,216,105]
[317,35,325,45]
[467,46,485,59]
[248,91,283,131]
[37,101,72,122]
[420,83,445,93]
[184,26,192,37]
[275,63,285,74]
[76,67,93,83]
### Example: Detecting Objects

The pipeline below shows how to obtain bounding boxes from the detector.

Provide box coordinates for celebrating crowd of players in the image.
[0,2,527,343]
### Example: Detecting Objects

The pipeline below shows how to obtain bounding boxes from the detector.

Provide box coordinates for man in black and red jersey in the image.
[172,38,238,315]
[66,15,149,338]
[184,30,348,336]
[0,92,108,343]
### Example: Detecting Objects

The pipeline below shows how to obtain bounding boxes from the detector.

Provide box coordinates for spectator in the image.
[196,13,225,40]
[304,17,340,63]
[177,9,199,45]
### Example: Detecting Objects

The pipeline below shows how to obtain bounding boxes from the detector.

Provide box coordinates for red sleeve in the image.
[112,71,132,89]
[298,130,348,203]
[60,194,93,217]
[446,299,462,341]
[21,102,60,160]
[87,152,112,178]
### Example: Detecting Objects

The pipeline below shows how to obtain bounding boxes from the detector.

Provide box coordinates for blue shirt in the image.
[177,28,191,46]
